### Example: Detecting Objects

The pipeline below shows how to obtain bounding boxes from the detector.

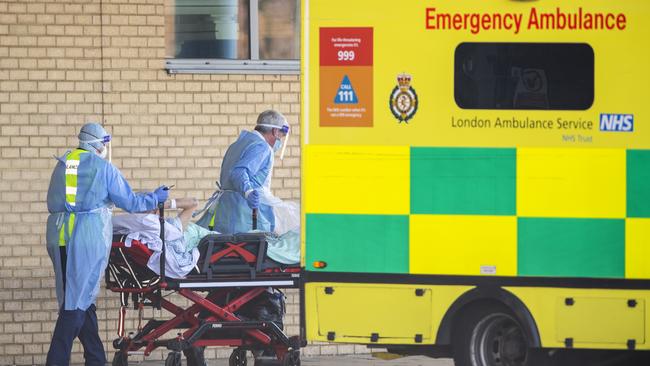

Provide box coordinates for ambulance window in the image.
[454,43,594,110]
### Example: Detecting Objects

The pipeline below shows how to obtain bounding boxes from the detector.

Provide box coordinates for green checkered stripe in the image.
[306,148,650,277]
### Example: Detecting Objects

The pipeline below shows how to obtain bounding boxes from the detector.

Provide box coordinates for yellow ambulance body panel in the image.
[300,0,650,360]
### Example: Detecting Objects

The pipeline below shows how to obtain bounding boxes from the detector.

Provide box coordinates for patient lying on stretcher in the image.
[112,197,300,279]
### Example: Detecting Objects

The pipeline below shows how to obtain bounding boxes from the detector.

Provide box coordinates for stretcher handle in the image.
[158,201,165,310]
[252,208,257,231]
[158,185,172,288]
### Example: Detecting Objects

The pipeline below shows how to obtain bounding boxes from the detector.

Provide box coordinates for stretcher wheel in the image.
[184,346,207,366]
[165,351,182,366]
[282,350,300,366]
[111,351,128,366]
[229,348,247,366]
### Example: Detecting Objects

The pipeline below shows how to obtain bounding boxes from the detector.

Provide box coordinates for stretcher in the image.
[105,207,302,366]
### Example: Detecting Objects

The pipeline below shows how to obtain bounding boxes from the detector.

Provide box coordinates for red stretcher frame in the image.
[106,230,302,366]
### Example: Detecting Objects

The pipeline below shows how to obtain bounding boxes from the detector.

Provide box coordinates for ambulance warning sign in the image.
[334,75,359,104]
[319,27,373,127]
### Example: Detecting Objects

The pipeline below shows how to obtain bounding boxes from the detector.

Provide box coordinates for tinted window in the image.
[169,0,250,59]
[259,0,300,60]
[454,43,594,110]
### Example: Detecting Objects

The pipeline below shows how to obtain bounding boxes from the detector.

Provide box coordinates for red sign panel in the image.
[319,27,373,66]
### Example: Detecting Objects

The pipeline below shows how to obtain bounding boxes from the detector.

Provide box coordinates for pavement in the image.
[98,349,650,366]
[237,355,452,366]
[109,354,454,366]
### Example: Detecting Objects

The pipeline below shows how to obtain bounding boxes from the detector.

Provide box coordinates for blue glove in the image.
[153,185,169,203]
[246,189,260,209]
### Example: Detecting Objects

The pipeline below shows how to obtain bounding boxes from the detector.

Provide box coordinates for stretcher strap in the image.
[202,241,215,280]
[110,263,129,338]
[143,276,160,287]
[137,303,144,332]
[275,288,286,315]
[109,264,126,291]
[117,305,126,338]
[119,248,143,289]
[109,265,123,291]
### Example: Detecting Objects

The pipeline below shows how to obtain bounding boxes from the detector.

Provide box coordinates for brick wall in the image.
[0,0,367,364]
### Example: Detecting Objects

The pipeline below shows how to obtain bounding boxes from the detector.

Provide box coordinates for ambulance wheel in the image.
[111,351,128,366]
[165,351,182,366]
[452,303,529,366]
[229,348,247,366]
[282,350,300,366]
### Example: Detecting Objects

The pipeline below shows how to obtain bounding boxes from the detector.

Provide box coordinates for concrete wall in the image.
[0,0,366,363]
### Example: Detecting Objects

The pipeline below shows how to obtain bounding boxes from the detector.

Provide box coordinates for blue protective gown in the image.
[210,130,275,234]
[46,150,158,311]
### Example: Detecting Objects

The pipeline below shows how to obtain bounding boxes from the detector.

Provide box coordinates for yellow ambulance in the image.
[300,0,650,365]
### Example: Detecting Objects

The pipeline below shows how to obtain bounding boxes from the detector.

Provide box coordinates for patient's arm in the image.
[177,198,199,230]
[163,197,199,230]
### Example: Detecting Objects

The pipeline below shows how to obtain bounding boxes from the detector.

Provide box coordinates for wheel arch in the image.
[435,286,541,348]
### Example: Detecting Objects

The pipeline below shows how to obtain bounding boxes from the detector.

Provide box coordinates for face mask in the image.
[273,138,282,153]
[98,146,108,159]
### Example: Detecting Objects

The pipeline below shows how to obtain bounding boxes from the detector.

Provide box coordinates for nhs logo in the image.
[600,114,634,132]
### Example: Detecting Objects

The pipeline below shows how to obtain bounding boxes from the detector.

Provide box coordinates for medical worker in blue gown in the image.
[202,110,289,234]
[45,123,168,366]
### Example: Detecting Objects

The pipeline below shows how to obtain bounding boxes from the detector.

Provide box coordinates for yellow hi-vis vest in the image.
[59,149,88,246]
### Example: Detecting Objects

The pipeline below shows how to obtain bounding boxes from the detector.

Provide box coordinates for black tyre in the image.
[453,303,530,366]
[252,348,280,366]
[282,350,300,366]
[184,346,207,366]
[252,357,273,366]
[165,351,182,366]
[111,351,128,366]
[229,348,248,366]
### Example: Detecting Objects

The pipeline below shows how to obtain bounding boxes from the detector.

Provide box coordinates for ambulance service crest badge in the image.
[389,73,418,123]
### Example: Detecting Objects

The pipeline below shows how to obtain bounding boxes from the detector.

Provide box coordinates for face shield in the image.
[258,123,290,160]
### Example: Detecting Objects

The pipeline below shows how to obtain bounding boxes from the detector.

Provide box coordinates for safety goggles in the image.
[81,134,111,145]
[80,133,112,161]
[258,123,290,135]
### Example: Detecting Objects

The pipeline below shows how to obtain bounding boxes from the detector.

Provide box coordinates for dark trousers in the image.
[46,304,106,366]
[47,245,106,366]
